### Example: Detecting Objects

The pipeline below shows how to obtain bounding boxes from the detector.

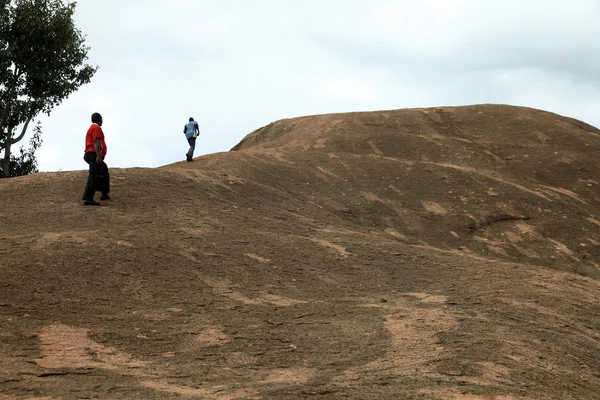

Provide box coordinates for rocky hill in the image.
[1,104,599,399]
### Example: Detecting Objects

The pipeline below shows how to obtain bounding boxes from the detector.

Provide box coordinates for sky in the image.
[26,0,600,172]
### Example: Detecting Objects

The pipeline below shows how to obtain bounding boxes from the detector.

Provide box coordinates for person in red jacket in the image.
[82,112,110,206]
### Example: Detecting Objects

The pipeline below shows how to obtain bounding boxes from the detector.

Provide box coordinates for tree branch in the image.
[10,117,31,145]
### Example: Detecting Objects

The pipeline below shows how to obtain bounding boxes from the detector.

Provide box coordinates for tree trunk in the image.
[1,136,11,178]
[1,118,32,178]
[0,69,20,142]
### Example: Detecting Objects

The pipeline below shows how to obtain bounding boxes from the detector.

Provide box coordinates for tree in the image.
[0,119,41,176]
[0,0,97,178]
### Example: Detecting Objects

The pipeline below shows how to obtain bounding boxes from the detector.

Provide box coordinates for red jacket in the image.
[85,123,107,157]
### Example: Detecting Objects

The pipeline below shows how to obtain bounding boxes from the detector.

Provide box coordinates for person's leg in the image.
[83,152,102,205]
[187,137,196,160]
[82,154,91,200]
[83,152,94,200]
[100,160,110,199]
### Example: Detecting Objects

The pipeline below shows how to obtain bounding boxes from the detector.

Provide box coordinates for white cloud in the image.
[322,78,377,102]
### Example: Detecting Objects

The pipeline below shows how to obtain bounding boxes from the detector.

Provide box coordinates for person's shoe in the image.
[100,193,111,200]
[83,199,101,206]
[186,154,191,162]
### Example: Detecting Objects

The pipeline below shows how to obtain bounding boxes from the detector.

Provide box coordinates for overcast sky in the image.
[30,0,600,172]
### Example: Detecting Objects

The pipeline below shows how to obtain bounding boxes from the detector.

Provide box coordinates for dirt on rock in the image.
[0,104,599,399]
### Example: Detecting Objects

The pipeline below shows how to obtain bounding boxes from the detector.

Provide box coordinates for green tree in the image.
[0,119,41,176]
[0,0,97,178]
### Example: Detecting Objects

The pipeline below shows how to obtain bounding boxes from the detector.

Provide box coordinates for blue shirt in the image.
[184,121,199,139]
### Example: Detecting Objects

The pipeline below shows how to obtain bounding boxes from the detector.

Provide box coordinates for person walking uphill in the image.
[183,117,200,162]
[82,112,110,206]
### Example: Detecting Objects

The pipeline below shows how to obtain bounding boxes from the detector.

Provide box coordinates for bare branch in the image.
[10,117,31,145]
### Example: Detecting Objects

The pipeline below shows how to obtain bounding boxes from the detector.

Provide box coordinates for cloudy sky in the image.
[30,0,600,172]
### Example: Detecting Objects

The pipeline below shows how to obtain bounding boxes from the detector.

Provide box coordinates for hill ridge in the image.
[1,104,599,399]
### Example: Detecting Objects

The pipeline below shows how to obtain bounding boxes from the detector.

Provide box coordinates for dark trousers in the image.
[187,137,196,157]
[83,152,110,200]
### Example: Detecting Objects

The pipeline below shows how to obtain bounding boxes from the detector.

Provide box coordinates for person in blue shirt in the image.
[183,117,200,162]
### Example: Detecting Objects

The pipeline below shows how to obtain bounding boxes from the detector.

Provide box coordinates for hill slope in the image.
[1,104,599,399]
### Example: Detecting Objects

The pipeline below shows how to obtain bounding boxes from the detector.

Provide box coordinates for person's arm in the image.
[195,122,200,134]
[94,139,103,163]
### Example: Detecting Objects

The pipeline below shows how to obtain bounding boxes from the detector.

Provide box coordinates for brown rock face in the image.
[1,104,599,399]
